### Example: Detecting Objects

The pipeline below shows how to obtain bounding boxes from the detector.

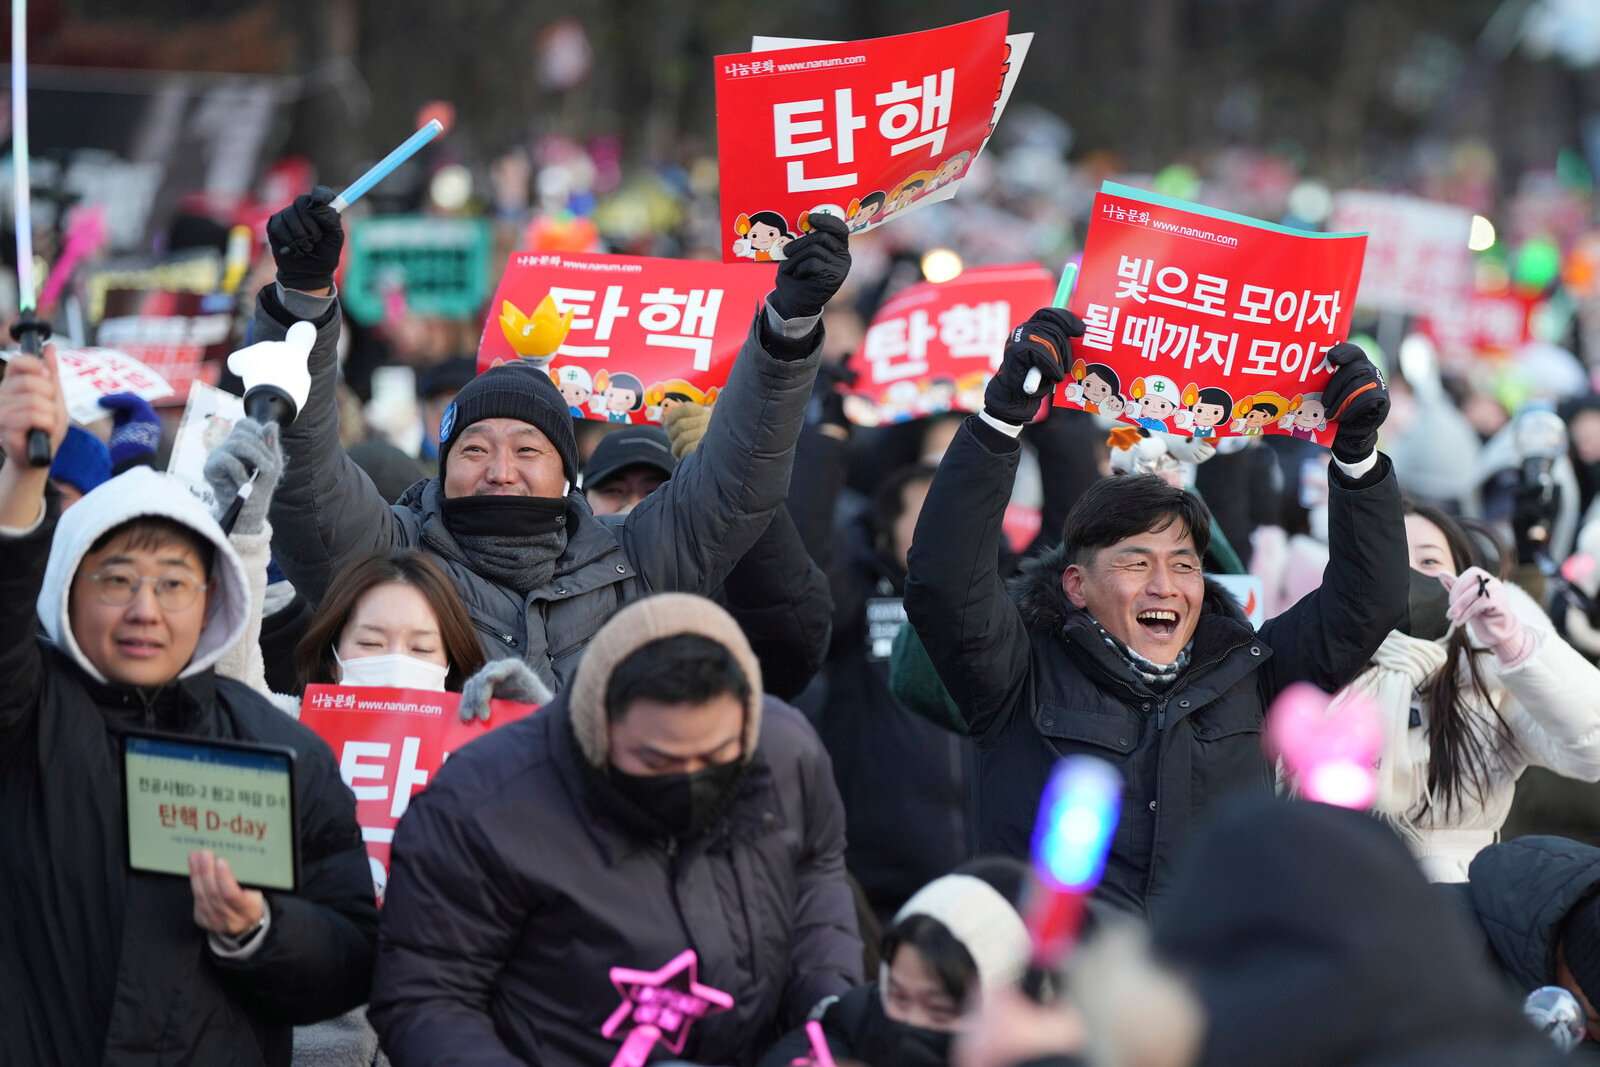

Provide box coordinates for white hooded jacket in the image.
[37,466,251,684]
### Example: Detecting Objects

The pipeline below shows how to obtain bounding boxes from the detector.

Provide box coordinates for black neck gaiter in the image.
[440,495,569,594]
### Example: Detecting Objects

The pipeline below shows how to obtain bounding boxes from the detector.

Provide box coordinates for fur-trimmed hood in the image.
[1009,542,1253,638]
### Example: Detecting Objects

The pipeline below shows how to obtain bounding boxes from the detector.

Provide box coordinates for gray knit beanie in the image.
[438,362,579,483]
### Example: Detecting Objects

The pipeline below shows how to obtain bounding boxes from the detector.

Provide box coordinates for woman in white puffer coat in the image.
[1327,502,1600,882]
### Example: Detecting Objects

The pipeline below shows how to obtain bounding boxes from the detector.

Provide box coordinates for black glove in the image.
[770,213,851,321]
[983,308,1085,426]
[1322,341,1389,463]
[266,185,344,292]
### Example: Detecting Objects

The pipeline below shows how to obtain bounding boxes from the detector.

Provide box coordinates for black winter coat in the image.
[0,516,377,1066]
[368,693,862,1066]
[1458,835,1600,1057]
[903,417,1408,912]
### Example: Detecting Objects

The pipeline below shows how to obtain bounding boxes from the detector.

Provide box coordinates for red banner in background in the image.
[299,685,538,903]
[1060,182,1367,446]
[714,13,1010,260]
[843,263,1054,425]
[1418,291,1537,365]
[477,252,777,424]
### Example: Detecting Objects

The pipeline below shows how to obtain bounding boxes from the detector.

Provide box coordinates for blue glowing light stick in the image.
[330,119,444,214]
[1025,755,1122,981]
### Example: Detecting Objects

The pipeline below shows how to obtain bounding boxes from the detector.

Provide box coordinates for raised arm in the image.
[258,187,406,605]
[0,342,66,758]
[903,309,1081,736]
[618,215,848,594]
[1259,343,1406,694]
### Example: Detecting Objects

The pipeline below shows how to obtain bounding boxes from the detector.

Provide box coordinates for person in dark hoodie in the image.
[369,593,861,1066]
[904,307,1406,913]
[1151,798,1565,1067]
[0,346,377,1066]
[1454,836,1600,1051]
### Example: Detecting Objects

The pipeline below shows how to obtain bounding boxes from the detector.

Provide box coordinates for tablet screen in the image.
[123,733,299,892]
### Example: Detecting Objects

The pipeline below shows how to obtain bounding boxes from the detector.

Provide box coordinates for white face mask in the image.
[333,649,450,692]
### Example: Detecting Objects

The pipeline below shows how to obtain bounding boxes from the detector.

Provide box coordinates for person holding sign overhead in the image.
[903,307,1407,914]
[249,187,850,696]
[0,344,377,1066]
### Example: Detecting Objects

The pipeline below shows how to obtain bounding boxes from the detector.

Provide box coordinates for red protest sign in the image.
[1061,182,1367,446]
[843,263,1054,425]
[95,288,236,405]
[299,684,538,902]
[1418,291,1537,365]
[476,252,776,424]
[715,13,1010,261]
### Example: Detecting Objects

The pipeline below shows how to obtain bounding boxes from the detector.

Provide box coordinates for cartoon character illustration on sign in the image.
[1172,384,1234,439]
[596,370,647,423]
[499,295,576,369]
[1232,391,1295,436]
[885,173,932,215]
[1283,391,1328,439]
[930,151,972,190]
[552,365,594,417]
[919,377,956,417]
[955,371,988,413]
[643,378,720,422]
[731,210,794,262]
[1064,360,1122,415]
[1098,392,1126,420]
[846,191,887,233]
[1127,375,1181,431]
[794,206,845,235]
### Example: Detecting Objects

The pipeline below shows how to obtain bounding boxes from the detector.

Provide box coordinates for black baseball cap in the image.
[582,426,677,490]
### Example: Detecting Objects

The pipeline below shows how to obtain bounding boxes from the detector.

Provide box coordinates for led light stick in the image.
[37,204,107,315]
[10,0,51,466]
[1021,754,1122,998]
[804,1021,838,1067]
[329,119,444,214]
[216,320,316,533]
[1022,261,1079,396]
[1266,682,1381,809]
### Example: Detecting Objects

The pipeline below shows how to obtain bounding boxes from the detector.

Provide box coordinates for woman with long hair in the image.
[1328,501,1600,880]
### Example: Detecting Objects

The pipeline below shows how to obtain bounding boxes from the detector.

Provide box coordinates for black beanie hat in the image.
[1561,892,1600,1007]
[438,362,580,484]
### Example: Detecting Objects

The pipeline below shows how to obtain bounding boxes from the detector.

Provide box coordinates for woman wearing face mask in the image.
[296,551,487,692]
[757,860,1033,1067]
[1325,502,1600,882]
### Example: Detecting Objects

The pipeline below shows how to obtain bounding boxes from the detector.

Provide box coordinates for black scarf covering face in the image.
[441,495,568,594]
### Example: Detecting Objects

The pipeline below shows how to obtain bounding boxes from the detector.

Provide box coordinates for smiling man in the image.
[903,307,1408,913]
[247,187,850,693]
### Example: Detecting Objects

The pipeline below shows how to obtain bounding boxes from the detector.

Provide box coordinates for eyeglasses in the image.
[86,566,210,611]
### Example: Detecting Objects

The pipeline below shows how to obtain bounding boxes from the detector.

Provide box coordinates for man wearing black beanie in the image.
[242,185,850,694]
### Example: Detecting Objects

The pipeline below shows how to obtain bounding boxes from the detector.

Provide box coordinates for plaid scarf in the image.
[1089,620,1192,692]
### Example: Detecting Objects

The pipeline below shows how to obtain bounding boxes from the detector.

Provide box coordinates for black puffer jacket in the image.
[0,490,376,1066]
[369,693,862,1066]
[903,416,1408,913]
[1153,799,1565,1067]
[1461,835,1600,1047]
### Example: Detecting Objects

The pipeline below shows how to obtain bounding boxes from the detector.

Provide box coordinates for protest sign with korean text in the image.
[477,252,777,424]
[41,346,173,425]
[844,263,1054,425]
[1327,191,1472,317]
[715,13,1011,260]
[1061,182,1367,446]
[95,286,237,404]
[1419,290,1537,365]
[298,685,538,901]
[166,382,244,509]
[343,215,493,326]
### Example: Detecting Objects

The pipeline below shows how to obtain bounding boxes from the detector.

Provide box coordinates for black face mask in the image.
[608,760,746,839]
[1402,567,1452,641]
[856,1010,955,1067]
[440,493,567,537]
